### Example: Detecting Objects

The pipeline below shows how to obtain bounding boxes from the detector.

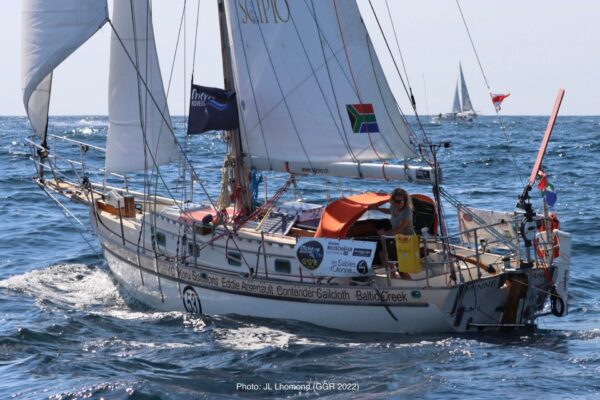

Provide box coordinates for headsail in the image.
[452,82,461,113]
[459,63,473,113]
[21,0,108,142]
[223,0,422,180]
[105,0,179,173]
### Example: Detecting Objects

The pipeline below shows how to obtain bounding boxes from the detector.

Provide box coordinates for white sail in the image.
[21,0,108,141]
[452,82,461,113]
[459,63,473,112]
[105,0,179,173]
[224,0,417,177]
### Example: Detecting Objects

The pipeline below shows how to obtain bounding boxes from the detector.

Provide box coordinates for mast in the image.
[217,0,251,215]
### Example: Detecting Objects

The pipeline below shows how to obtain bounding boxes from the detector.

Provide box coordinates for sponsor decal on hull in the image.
[103,240,427,307]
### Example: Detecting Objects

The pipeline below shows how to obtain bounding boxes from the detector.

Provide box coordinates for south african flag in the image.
[346,103,379,133]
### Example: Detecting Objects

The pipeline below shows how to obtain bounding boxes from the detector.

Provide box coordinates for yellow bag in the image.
[395,234,421,273]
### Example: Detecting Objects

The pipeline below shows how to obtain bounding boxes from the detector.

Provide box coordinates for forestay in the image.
[224,0,423,180]
[105,0,179,173]
[21,0,108,141]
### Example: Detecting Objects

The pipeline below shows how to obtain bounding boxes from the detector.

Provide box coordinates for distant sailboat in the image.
[436,63,479,122]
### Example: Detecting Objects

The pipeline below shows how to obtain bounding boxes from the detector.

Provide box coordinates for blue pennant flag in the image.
[544,183,557,207]
[187,84,239,134]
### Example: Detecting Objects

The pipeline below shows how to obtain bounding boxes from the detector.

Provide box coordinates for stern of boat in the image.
[443,232,571,333]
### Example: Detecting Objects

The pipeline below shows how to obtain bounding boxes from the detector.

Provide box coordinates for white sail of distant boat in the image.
[451,82,461,114]
[436,63,479,122]
[459,63,474,113]
[21,0,571,334]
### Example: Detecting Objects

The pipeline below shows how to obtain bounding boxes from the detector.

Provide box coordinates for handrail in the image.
[440,186,519,251]
[26,138,125,180]
[377,219,516,244]
[47,134,106,153]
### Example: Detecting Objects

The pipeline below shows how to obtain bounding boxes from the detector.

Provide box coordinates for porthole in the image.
[227,251,242,267]
[274,259,291,274]
[156,231,166,247]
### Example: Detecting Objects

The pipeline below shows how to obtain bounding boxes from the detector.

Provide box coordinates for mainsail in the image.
[459,63,473,113]
[21,0,109,142]
[105,0,179,173]
[223,0,424,180]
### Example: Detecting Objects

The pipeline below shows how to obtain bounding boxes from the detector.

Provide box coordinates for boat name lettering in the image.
[355,290,408,303]
[274,286,351,301]
[316,288,350,301]
[240,281,274,295]
[465,278,498,292]
[301,167,329,175]
[276,286,315,298]
[159,264,409,304]
[221,277,241,290]
[238,0,290,24]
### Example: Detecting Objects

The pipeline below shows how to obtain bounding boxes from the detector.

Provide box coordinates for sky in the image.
[3,0,600,116]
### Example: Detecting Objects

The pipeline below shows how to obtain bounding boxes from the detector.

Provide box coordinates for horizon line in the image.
[1,113,596,118]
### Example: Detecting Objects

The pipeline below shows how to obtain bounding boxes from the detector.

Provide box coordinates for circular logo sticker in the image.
[356,260,369,275]
[182,286,202,314]
[296,240,324,270]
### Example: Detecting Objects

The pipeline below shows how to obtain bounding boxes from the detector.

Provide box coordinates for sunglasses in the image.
[392,197,405,204]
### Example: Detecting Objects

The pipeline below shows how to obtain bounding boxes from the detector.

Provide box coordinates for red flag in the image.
[491,93,510,111]
[536,170,548,191]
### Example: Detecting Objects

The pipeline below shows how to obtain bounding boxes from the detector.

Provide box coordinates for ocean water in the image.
[1,115,599,399]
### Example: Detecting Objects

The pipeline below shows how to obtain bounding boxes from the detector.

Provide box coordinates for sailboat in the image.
[21,0,570,333]
[436,63,479,122]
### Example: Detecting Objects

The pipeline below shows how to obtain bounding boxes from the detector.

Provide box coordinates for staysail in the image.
[459,63,473,113]
[21,0,108,142]
[105,0,179,173]
[223,0,429,182]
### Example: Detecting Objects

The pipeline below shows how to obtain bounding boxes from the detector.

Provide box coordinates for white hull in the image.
[94,206,556,333]
[434,111,479,123]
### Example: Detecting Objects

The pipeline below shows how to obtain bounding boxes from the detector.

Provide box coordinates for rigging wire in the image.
[305,0,417,166]
[191,0,202,79]
[107,20,220,213]
[110,3,259,273]
[128,0,151,255]
[41,187,102,261]
[232,3,315,173]
[365,42,420,160]
[289,1,360,166]
[229,3,273,169]
[455,0,490,90]
[332,0,385,162]
[181,0,188,202]
[366,0,430,146]
[455,0,526,188]
[384,0,415,107]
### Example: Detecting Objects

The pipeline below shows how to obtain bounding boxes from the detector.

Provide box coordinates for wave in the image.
[0,263,122,311]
